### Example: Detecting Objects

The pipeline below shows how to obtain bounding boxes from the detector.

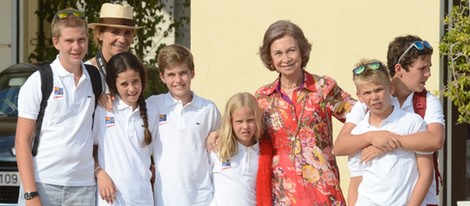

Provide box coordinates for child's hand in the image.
[98,93,114,112]
[96,168,118,204]
[205,130,220,152]
[360,145,385,163]
[369,131,401,152]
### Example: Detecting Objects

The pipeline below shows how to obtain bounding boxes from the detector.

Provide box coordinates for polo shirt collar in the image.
[364,105,401,127]
[114,96,140,112]
[51,55,89,81]
[237,141,260,152]
[162,91,203,108]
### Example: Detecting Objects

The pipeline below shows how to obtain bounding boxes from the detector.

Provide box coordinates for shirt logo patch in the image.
[159,114,167,125]
[221,160,231,170]
[105,116,115,128]
[53,87,64,99]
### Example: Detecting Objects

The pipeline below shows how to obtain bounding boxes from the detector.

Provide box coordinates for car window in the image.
[0,71,34,117]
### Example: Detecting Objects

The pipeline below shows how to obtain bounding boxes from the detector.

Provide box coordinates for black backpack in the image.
[31,64,102,156]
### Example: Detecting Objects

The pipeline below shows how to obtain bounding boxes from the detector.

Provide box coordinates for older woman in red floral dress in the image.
[255,20,355,206]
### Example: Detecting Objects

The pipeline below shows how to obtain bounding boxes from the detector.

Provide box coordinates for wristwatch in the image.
[23,191,39,200]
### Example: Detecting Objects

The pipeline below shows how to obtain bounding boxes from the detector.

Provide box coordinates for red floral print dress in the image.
[255,71,355,206]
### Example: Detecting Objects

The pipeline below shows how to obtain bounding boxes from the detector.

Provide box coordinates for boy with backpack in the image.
[346,59,433,205]
[15,8,101,205]
[333,35,445,205]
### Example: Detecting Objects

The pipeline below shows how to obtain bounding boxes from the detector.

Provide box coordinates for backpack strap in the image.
[412,89,427,118]
[84,64,103,108]
[413,89,442,195]
[32,64,53,156]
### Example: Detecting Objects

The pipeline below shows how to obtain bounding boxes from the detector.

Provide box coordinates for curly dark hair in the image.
[387,35,433,77]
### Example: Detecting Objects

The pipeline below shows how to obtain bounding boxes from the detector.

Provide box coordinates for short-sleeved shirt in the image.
[348,107,429,205]
[93,98,154,205]
[346,92,444,204]
[146,92,221,206]
[210,142,259,206]
[17,56,96,186]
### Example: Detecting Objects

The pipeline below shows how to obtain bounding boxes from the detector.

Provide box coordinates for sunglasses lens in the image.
[56,10,84,19]
[73,11,84,17]
[353,65,366,75]
[368,63,381,70]
[423,41,432,49]
[414,41,424,50]
[57,12,69,19]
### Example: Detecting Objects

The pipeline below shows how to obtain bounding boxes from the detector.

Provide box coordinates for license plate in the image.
[0,171,20,186]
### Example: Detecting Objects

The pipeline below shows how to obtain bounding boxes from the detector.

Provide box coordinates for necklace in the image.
[273,90,309,175]
[281,84,299,90]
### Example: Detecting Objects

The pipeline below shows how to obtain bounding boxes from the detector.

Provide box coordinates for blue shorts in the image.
[18,182,96,206]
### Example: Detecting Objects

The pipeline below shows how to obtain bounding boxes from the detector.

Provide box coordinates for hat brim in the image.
[88,23,142,30]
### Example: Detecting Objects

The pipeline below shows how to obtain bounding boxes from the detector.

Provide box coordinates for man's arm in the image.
[408,153,433,206]
[333,123,400,156]
[15,117,42,205]
[397,122,444,152]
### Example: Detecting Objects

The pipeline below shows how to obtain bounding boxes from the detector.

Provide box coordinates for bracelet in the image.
[94,167,102,175]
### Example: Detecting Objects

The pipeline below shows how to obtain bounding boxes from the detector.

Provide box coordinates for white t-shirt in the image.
[210,142,260,206]
[146,92,221,206]
[17,57,96,186]
[346,92,444,204]
[349,107,429,205]
[93,98,154,206]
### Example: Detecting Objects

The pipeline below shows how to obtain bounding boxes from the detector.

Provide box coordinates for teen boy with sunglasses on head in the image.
[346,59,433,205]
[334,36,445,205]
[16,8,97,206]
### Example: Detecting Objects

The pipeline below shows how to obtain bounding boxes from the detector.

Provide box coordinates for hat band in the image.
[99,17,135,27]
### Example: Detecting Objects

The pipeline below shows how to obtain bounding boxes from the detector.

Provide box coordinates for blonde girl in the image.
[210,92,273,206]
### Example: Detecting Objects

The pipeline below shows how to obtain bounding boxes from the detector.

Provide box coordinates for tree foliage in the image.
[440,0,470,124]
[27,0,189,97]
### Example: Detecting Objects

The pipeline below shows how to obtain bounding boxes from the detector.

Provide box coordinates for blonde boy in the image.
[347,60,433,205]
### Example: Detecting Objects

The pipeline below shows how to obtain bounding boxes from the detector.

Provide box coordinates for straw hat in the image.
[88,3,142,29]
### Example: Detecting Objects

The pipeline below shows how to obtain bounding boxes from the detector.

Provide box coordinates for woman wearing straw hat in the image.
[87,3,141,76]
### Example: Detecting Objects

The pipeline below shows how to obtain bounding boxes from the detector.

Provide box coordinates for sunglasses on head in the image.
[55,9,85,19]
[397,40,432,64]
[353,62,382,75]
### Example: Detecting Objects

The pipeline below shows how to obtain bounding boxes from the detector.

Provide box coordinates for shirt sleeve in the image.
[322,76,357,123]
[17,71,42,120]
[348,152,364,177]
[345,101,367,125]
[92,106,106,145]
[424,91,445,126]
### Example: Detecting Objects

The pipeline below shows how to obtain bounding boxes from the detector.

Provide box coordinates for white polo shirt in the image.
[346,92,444,204]
[17,57,96,186]
[146,92,221,206]
[210,142,259,206]
[93,98,154,206]
[349,107,429,205]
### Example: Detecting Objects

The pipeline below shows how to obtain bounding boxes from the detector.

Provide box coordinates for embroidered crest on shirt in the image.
[53,87,64,99]
[159,114,167,125]
[221,160,231,170]
[105,116,115,128]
